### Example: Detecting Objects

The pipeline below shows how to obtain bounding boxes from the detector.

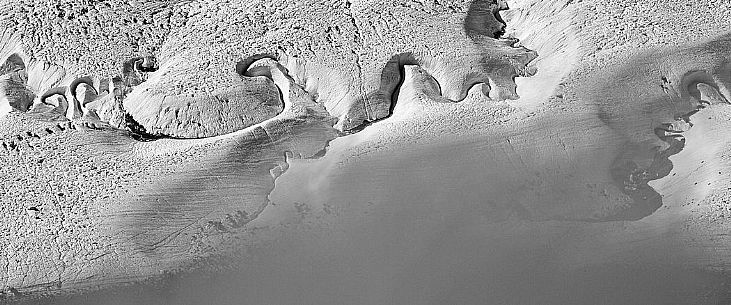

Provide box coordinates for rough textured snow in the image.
[2,0,731,304]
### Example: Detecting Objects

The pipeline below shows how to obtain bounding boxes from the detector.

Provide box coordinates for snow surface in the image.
[2,0,731,304]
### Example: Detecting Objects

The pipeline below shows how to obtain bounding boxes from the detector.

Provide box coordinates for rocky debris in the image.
[25,206,40,219]
[134,56,158,73]
[0,71,33,112]
[1,0,536,138]
[0,54,34,114]
[121,56,157,89]
[579,0,731,58]
[0,54,24,75]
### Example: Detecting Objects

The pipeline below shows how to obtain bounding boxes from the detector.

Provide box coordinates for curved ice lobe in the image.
[429,36,537,102]
[31,77,104,123]
[440,0,536,102]
[327,0,536,131]
[122,54,284,139]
